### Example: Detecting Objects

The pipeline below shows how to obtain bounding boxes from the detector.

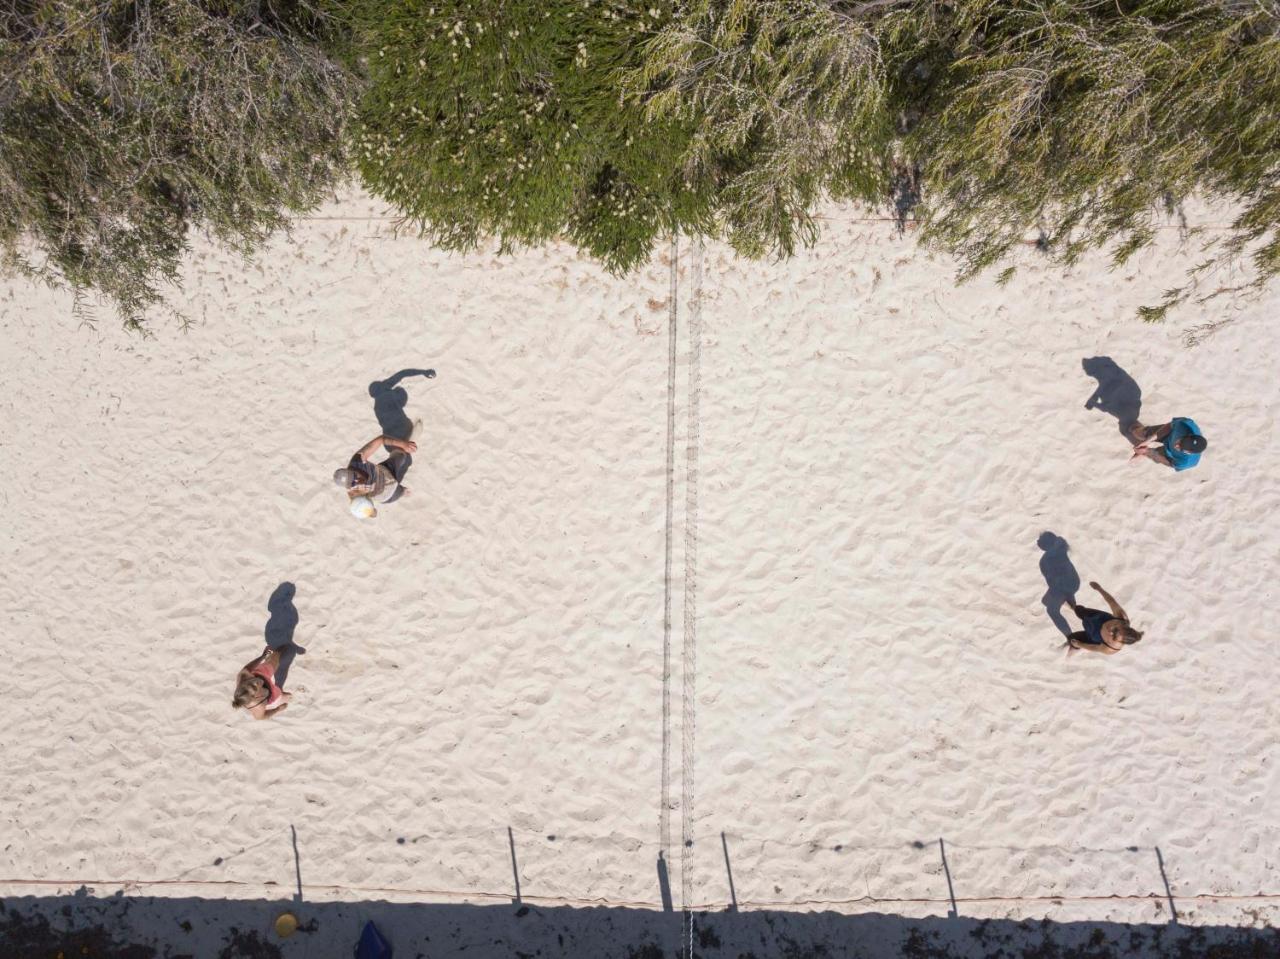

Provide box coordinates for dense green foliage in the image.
[3,0,1278,324]
[0,0,354,327]
[344,0,711,272]
[636,0,1280,319]
[630,0,892,259]
[894,0,1280,319]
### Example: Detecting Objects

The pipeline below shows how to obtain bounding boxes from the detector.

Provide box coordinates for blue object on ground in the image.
[355,920,392,959]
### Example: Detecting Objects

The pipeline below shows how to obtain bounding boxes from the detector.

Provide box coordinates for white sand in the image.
[1,194,1278,947]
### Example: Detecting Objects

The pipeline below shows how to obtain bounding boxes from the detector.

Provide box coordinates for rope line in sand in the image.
[660,234,678,869]
[196,823,1250,860]
[680,236,704,959]
[120,825,1237,895]
[151,813,1248,855]
[5,876,1280,912]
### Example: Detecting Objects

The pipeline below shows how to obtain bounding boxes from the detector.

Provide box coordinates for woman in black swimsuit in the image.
[1067,581,1144,655]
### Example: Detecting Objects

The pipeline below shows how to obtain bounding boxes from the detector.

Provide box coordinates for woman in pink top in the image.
[232,646,292,720]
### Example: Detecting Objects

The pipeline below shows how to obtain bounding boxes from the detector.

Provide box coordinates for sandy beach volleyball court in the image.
[1,194,1277,955]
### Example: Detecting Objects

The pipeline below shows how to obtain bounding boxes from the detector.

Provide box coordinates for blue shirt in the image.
[1163,417,1203,471]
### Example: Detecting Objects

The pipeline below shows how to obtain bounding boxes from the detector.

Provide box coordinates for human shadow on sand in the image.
[264,582,304,688]
[1038,532,1080,638]
[369,369,436,440]
[1082,356,1142,438]
[368,369,435,501]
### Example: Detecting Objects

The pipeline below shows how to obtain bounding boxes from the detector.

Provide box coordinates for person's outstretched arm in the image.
[250,646,281,669]
[1089,581,1128,621]
[384,435,416,453]
[355,435,387,461]
[356,435,416,460]
[238,647,274,675]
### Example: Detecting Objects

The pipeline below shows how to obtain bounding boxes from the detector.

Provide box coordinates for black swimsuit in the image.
[1078,606,1121,647]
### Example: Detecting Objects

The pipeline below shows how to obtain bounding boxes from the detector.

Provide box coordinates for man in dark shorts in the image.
[332,429,418,519]
[1129,417,1206,471]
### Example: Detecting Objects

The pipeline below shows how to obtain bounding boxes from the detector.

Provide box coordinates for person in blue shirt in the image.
[1129,417,1206,471]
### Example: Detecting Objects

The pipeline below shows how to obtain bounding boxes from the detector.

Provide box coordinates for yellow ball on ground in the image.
[275,912,299,937]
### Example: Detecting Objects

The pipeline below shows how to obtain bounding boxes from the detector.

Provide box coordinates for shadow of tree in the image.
[2,890,1275,959]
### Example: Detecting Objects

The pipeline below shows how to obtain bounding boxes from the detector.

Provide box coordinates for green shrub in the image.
[0,0,354,329]
[344,0,712,273]
[635,0,1280,318]
[889,0,1280,320]
[629,0,894,259]
[8,0,1278,325]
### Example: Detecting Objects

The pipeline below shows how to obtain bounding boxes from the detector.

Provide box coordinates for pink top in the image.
[249,663,285,710]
